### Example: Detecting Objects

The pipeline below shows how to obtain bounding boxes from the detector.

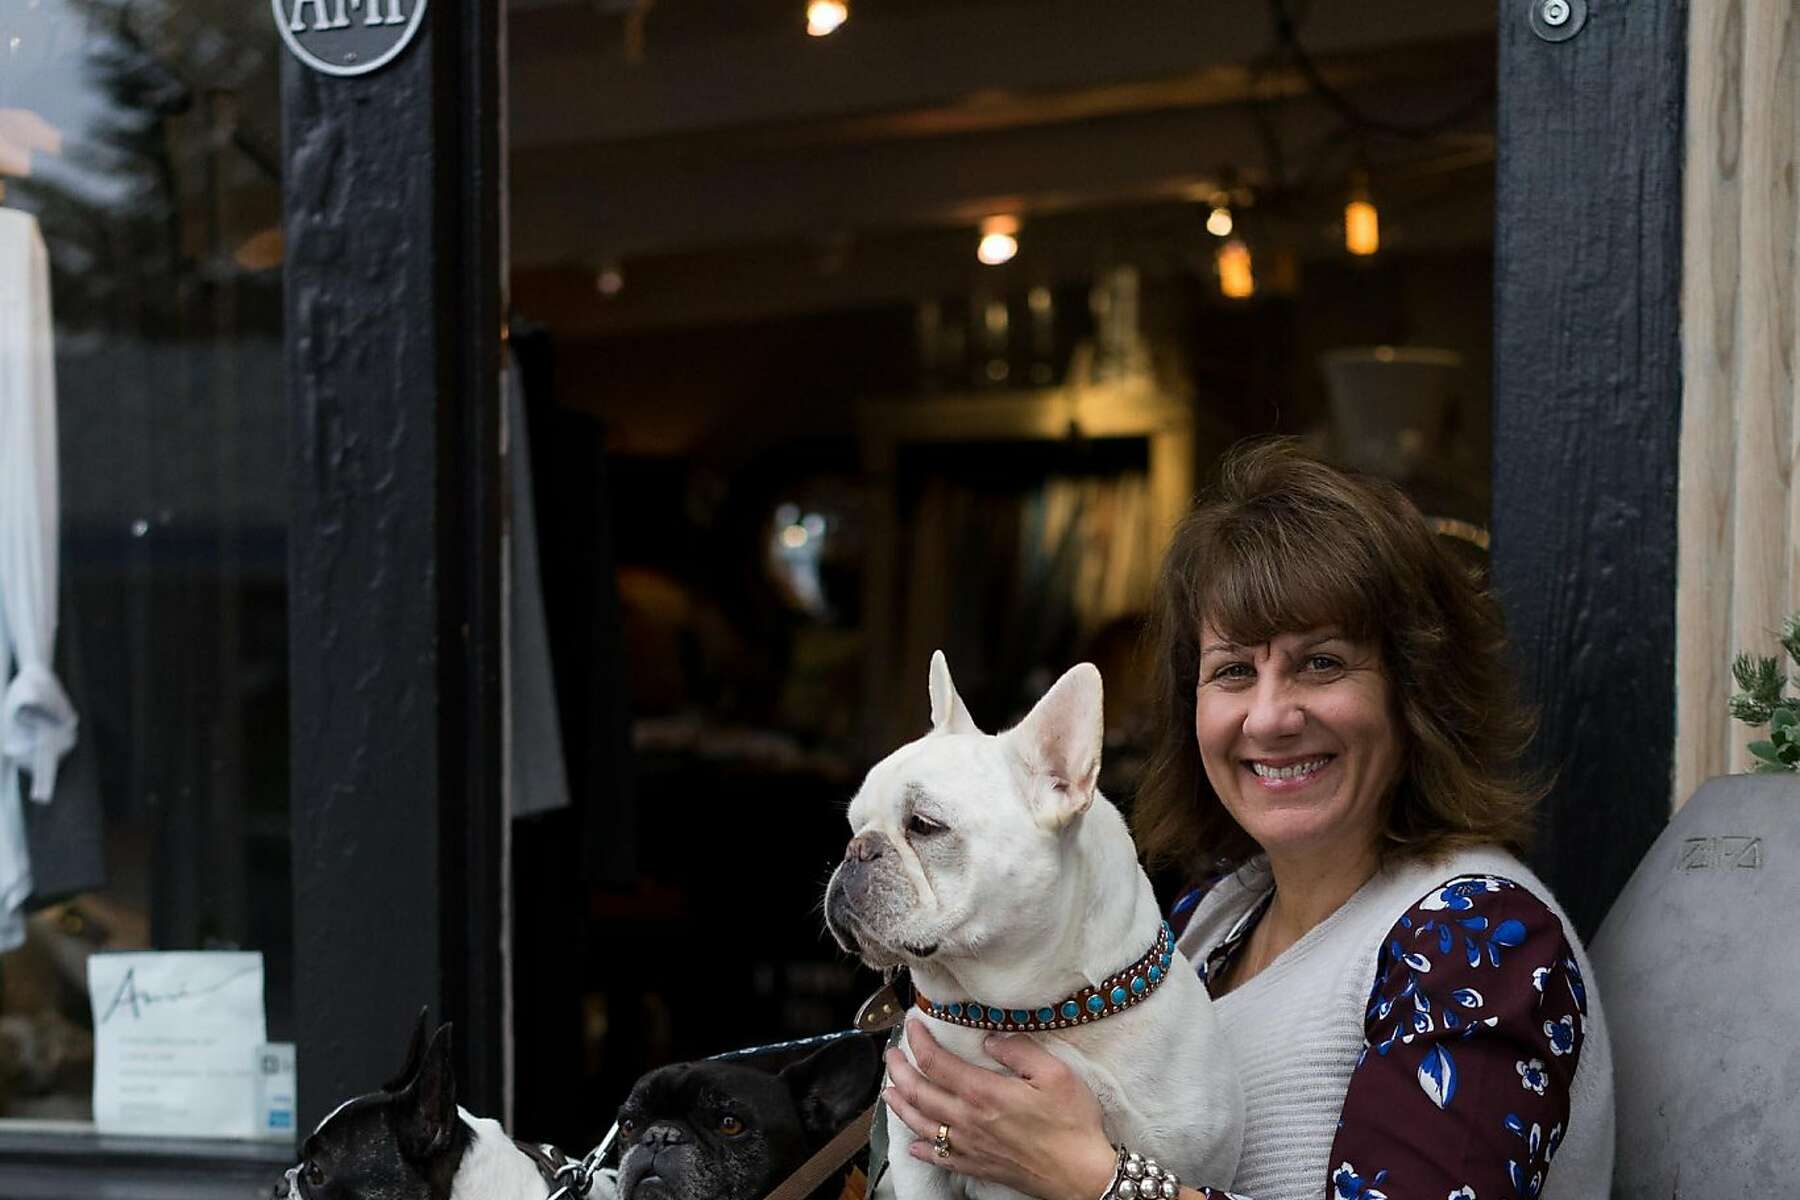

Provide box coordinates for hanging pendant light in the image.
[1344,171,1380,257]
[1217,238,1255,299]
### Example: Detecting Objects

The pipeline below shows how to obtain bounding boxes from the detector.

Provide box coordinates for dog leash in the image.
[759,1101,880,1200]
[550,980,911,1200]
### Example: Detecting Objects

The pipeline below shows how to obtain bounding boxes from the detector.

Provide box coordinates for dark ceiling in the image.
[506,0,1498,333]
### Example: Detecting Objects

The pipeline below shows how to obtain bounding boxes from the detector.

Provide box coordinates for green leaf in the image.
[1781,612,1800,667]
[1732,694,1776,727]
[1753,761,1793,774]
[1749,740,1783,763]
[1772,707,1798,732]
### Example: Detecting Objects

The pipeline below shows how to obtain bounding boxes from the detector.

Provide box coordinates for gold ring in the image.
[933,1123,952,1158]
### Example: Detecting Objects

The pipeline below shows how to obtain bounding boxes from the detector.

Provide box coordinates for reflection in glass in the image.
[0,0,288,1123]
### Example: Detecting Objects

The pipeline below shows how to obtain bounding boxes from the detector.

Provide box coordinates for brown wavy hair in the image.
[1133,438,1542,874]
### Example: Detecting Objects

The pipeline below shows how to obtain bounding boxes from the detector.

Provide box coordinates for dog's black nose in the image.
[642,1122,690,1148]
[846,832,888,863]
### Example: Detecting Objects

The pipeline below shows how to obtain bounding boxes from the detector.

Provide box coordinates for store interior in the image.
[502,0,1501,1152]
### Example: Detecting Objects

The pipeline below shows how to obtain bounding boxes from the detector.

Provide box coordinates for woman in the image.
[880,441,1613,1200]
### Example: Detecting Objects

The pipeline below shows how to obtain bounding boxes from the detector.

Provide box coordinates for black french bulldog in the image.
[614,1032,886,1200]
[275,1011,884,1200]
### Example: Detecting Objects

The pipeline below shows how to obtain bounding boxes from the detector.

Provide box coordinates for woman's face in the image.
[1194,624,1402,866]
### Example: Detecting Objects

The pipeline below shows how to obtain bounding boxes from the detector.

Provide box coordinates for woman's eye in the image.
[907,814,946,837]
[718,1114,745,1136]
[1305,655,1344,673]
[1211,662,1252,681]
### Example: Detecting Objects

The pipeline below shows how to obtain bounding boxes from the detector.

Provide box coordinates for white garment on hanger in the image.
[0,207,78,952]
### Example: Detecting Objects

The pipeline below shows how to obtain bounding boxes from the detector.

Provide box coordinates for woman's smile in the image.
[1196,626,1401,863]
[1244,754,1336,787]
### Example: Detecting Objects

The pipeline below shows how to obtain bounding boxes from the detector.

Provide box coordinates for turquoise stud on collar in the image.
[914,921,1176,1034]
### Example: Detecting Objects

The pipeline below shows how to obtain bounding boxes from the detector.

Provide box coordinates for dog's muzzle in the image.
[825,831,893,952]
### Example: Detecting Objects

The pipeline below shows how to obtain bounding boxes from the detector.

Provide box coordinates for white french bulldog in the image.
[824,653,1243,1200]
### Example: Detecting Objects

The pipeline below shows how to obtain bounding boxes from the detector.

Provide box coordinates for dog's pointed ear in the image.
[397,1023,458,1163]
[928,650,982,735]
[778,1032,884,1146]
[383,1006,433,1093]
[1008,661,1103,830]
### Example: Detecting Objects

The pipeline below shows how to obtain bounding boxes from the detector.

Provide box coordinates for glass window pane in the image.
[0,0,288,1128]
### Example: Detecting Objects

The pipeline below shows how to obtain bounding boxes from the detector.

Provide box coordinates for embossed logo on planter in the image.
[1677,836,1762,871]
[273,0,427,78]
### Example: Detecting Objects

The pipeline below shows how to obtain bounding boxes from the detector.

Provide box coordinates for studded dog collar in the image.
[913,921,1175,1033]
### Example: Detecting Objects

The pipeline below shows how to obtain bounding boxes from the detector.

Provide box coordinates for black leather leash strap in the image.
[758,1101,880,1200]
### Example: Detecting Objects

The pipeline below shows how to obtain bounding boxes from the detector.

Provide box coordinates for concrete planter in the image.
[1592,771,1800,1195]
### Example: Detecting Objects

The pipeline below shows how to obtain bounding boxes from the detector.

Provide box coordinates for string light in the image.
[806,0,848,36]
[1217,239,1255,299]
[1345,171,1379,257]
[977,215,1020,266]
[1205,204,1233,237]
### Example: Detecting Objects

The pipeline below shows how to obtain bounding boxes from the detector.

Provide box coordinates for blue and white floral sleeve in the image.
[1324,875,1587,1200]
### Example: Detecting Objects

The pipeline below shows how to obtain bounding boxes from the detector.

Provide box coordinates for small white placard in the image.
[88,951,268,1138]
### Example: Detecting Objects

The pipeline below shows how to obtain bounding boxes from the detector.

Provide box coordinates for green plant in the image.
[1730,612,1800,773]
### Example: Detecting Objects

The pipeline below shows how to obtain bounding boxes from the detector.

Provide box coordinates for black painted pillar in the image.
[1491,0,1685,939]
[282,0,505,1131]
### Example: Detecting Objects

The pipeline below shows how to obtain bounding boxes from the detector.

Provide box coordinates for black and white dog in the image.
[278,1013,883,1200]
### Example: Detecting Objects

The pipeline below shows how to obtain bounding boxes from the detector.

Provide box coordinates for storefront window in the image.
[0,0,289,1130]
[506,1,1498,1154]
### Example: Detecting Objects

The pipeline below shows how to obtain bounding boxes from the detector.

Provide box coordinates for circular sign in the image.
[272,0,428,77]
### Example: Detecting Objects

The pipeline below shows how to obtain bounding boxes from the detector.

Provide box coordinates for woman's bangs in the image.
[1191,517,1382,647]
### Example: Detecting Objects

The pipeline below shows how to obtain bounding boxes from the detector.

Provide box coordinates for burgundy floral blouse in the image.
[1171,874,1588,1200]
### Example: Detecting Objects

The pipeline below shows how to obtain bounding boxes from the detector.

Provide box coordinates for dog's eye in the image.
[718,1114,745,1136]
[304,1161,325,1188]
[619,1118,637,1139]
[906,814,946,837]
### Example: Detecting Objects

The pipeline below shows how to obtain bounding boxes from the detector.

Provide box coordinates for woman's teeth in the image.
[1250,757,1331,780]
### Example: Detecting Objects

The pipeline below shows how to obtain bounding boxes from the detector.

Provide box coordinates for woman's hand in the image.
[883,1022,1118,1200]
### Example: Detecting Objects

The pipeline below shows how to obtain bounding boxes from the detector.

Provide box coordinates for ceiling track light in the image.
[807,0,848,36]
[977,215,1020,266]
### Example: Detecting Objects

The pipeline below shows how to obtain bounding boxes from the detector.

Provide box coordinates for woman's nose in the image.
[1242,676,1306,742]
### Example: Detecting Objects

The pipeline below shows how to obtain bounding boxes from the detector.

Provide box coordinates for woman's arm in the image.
[1324,876,1588,1199]
[881,1024,1244,1200]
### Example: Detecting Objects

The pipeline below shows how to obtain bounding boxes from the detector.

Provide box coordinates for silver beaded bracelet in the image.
[1099,1146,1180,1200]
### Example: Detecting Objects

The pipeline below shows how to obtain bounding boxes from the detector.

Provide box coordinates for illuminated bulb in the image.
[780,524,810,549]
[596,260,625,297]
[1217,239,1255,299]
[1344,170,1379,257]
[1206,204,1233,238]
[1345,196,1380,256]
[977,215,1020,266]
[806,0,848,36]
